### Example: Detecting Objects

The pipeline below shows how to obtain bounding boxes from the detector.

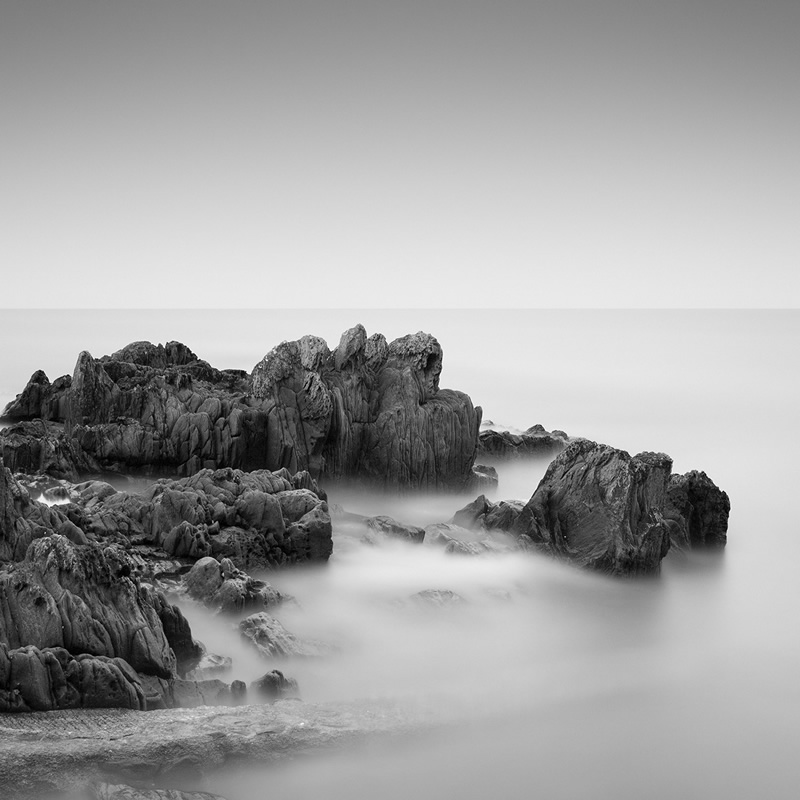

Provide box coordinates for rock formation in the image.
[2,326,482,490]
[477,423,568,461]
[665,470,730,549]
[509,440,673,575]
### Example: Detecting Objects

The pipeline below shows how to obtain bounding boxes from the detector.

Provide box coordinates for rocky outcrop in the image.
[2,327,481,489]
[665,470,730,549]
[0,420,101,480]
[477,424,568,461]
[511,440,674,575]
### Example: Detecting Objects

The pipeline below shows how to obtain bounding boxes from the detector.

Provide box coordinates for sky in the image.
[1,0,798,308]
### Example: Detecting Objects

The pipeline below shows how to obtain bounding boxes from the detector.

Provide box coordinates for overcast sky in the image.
[2,0,798,308]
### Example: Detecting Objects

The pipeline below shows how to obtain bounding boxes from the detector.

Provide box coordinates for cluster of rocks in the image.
[0,460,332,713]
[0,323,731,800]
[447,439,730,575]
[2,327,482,490]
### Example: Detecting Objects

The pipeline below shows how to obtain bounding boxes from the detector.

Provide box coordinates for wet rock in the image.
[665,470,730,549]
[239,613,333,659]
[250,669,299,701]
[183,646,233,681]
[512,439,673,575]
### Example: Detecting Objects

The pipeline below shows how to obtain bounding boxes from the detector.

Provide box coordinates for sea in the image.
[1,309,798,799]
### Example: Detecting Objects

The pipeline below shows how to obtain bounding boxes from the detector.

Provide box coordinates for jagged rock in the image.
[477,424,568,461]
[0,420,101,479]
[0,535,179,677]
[239,613,333,659]
[250,669,299,701]
[511,440,673,575]
[665,470,730,549]
[3,328,480,489]
[0,462,90,562]
[185,556,283,613]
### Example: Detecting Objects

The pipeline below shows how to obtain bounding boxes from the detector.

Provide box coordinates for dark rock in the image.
[0,643,148,712]
[477,425,568,461]
[4,328,481,490]
[250,669,299,701]
[512,439,673,575]
[665,470,730,549]
[0,420,102,479]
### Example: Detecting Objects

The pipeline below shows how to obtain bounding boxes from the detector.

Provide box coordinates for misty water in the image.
[1,310,798,798]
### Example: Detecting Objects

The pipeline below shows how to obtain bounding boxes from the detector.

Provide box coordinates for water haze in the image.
[1,309,798,798]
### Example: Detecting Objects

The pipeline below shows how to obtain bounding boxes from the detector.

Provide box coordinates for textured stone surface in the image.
[185,556,284,613]
[3,328,481,489]
[0,699,439,797]
[665,470,730,549]
[511,440,674,575]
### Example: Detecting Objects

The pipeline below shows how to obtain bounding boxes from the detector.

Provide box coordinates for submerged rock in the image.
[364,515,425,543]
[511,440,673,575]
[239,613,333,659]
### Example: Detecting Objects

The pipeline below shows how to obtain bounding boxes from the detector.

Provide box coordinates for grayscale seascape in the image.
[1,308,798,798]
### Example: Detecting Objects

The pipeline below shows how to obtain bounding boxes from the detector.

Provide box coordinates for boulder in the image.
[185,556,284,613]
[512,440,673,575]
[665,470,730,549]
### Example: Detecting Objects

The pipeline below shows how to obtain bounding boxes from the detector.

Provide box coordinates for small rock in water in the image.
[239,612,334,658]
[250,669,299,701]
